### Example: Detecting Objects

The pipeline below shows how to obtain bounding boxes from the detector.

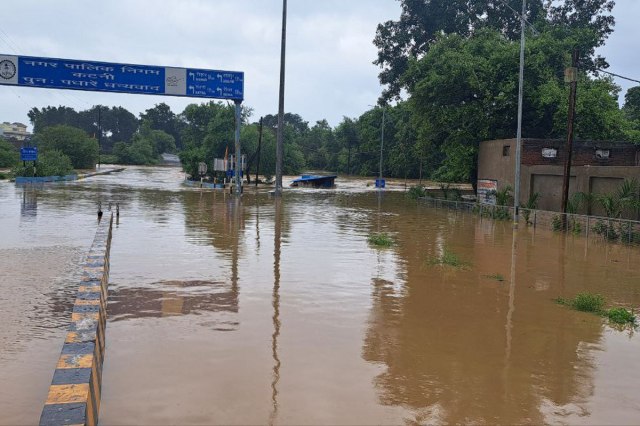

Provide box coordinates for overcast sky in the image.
[0,0,638,130]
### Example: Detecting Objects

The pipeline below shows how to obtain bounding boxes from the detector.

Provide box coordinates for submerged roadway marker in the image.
[40,213,113,426]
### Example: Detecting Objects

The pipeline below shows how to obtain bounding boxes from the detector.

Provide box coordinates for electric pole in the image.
[561,48,579,220]
[255,117,263,187]
[275,0,287,196]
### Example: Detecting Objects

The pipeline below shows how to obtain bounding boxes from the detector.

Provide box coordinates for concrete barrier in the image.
[40,213,113,426]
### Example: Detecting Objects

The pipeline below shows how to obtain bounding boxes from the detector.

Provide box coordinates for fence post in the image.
[586,215,590,240]
[533,210,537,229]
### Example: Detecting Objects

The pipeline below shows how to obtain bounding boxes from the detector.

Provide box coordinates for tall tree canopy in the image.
[374,0,615,101]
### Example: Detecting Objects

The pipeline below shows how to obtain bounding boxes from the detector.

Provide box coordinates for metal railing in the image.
[418,197,640,247]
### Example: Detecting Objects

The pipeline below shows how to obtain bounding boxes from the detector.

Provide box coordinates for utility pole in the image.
[255,117,263,187]
[561,48,579,218]
[234,100,242,196]
[380,107,385,183]
[97,106,102,169]
[275,0,287,196]
[513,0,526,225]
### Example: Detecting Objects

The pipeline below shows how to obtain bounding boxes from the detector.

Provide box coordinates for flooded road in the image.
[1,166,640,425]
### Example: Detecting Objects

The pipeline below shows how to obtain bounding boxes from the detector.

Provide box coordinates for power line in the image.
[597,68,640,85]
[0,27,23,53]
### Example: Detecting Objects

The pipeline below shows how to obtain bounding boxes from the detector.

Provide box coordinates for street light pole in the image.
[379,106,385,185]
[513,0,526,225]
[275,0,287,196]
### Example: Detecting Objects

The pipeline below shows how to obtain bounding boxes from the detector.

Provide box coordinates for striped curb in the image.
[40,213,113,426]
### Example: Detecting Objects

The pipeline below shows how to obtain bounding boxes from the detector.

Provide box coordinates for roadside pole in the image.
[275,0,287,196]
[255,117,263,187]
[561,48,579,219]
[513,0,526,226]
[234,100,242,196]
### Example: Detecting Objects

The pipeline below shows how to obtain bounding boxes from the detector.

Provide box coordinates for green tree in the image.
[28,106,81,133]
[0,138,18,167]
[35,125,98,169]
[140,103,184,149]
[374,0,615,101]
[403,29,629,183]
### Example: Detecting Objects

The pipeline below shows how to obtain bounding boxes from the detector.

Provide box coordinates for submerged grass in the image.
[556,293,636,325]
[429,249,470,269]
[367,233,394,248]
[484,273,505,282]
[605,307,637,325]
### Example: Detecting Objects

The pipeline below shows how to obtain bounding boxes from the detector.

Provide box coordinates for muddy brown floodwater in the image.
[1,166,640,425]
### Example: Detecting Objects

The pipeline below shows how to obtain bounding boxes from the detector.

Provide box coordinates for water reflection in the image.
[363,213,603,424]
[109,280,239,331]
[20,189,38,219]
[269,197,282,426]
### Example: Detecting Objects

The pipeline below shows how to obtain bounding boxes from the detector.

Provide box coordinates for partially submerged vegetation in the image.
[367,233,394,248]
[556,293,636,325]
[484,273,505,282]
[429,248,470,269]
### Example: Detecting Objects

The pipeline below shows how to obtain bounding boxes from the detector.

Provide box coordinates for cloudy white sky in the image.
[0,0,638,129]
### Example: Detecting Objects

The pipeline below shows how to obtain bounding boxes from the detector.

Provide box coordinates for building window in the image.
[595,149,610,160]
[542,148,558,158]
[502,145,511,157]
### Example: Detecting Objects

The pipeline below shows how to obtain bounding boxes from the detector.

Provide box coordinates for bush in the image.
[0,138,19,167]
[35,125,98,169]
[368,233,394,247]
[12,150,74,177]
[572,293,605,313]
[99,154,119,164]
[605,307,636,325]
[407,185,426,200]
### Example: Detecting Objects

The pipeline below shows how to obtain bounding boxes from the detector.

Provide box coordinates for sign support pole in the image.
[234,100,242,196]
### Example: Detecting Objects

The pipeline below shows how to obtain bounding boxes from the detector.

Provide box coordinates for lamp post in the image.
[274,0,287,196]
[369,104,386,188]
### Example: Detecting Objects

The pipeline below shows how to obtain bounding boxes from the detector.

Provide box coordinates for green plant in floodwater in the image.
[430,249,469,268]
[407,185,426,200]
[572,293,605,313]
[605,307,636,325]
[556,293,605,313]
[368,233,394,247]
[485,273,505,282]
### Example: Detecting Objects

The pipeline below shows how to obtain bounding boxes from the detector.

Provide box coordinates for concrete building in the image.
[478,138,640,218]
[1,122,31,141]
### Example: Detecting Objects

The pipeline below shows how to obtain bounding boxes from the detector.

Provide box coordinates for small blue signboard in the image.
[20,147,37,161]
[0,54,244,100]
[375,178,386,188]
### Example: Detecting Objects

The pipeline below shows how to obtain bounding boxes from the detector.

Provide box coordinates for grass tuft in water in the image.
[430,249,469,268]
[368,233,394,247]
[556,293,605,313]
[485,273,505,282]
[572,293,605,313]
[605,307,636,325]
[556,294,637,326]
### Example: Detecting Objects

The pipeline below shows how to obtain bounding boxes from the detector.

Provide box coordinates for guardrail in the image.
[40,213,113,426]
[418,197,640,247]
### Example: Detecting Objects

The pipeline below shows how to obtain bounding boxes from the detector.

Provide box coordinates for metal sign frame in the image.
[0,53,246,194]
[0,54,243,100]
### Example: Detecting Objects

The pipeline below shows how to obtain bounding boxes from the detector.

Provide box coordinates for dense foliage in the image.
[0,138,18,167]
[34,125,98,169]
[12,149,74,177]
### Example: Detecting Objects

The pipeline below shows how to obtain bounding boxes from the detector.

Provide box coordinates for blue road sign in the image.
[0,54,244,101]
[20,147,37,161]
